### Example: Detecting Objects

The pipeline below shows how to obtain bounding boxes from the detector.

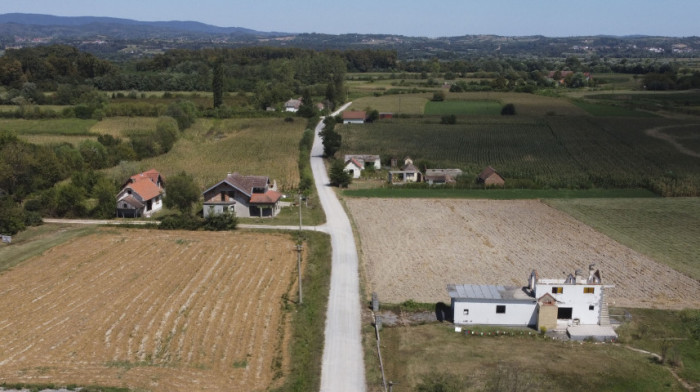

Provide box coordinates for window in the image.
[496,305,506,314]
[589,305,595,311]
[584,287,595,294]
[463,309,469,316]
[552,287,563,294]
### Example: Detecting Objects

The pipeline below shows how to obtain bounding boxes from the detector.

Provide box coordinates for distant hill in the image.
[0,13,284,37]
[0,13,696,60]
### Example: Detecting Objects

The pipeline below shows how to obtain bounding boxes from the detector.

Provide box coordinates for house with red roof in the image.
[202,172,281,218]
[342,111,367,124]
[116,169,165,218]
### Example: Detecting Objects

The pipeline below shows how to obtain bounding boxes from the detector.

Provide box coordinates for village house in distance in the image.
[116,169,165,218]
[448,265,617,341]
[202,172,281,218]
[343,154,381,178]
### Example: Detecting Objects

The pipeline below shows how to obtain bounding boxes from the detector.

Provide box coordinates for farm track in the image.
[0,229,297,391]
[646,124,700,158]
[346,198,700,309]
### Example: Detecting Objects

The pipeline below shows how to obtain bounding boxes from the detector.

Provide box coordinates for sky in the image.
[2,0,698,38]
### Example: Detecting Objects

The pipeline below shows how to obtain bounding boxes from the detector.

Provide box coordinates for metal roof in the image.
[447,284,506,299]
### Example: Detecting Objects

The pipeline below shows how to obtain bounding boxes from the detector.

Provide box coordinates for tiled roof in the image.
[250,190,282,204]
[126,178,162,201]
[346,158,363,169]
[225,172,268,197]
[342,111,367,120]
[128,169,163,188]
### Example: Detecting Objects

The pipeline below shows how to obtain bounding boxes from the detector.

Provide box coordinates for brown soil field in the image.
[346,199,700,309]
[0,229,300,391]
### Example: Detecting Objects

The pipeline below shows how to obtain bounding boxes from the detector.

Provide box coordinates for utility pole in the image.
[296,193,303,304]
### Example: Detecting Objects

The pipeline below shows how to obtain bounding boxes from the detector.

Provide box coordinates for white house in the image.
[284,97,302,112]
[116,169,164,218]
[344,158,364,179]
[342,111,367,124]
[388,157,422,184]
[448,265,616,341]
[344,155,381,170]
[202,172,281,218]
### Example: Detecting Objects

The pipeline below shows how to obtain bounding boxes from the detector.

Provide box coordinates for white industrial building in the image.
[448,265,616,341]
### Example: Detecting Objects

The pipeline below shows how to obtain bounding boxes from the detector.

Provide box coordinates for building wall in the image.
[484,175,505,186]
[452,299,537,326]
[537,304,558,331]
[344,163,362,178]
[203,203,235,218]
[343,119,364,124]
[535,283,601,325]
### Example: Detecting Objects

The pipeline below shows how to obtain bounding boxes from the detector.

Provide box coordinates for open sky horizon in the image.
[2,0,698,38]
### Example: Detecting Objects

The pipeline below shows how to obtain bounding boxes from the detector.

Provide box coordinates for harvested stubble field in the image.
[0,229,300,391]
[346,198,700,309]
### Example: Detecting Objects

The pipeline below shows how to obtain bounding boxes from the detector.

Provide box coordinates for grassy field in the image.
[0,118,97,135]
[545,198,700,281]
[424,100,501,115]
[449,92,588,116]
[17,134,98,146]
[343,188,658,199]
[365,321,687,391]
[349,94,430,115]
[89,116,161,138]
[103,117,306,191]
[337,116,700,195]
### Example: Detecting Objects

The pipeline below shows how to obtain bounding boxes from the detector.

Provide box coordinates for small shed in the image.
[477,166,505,186]
[536,293,558,331]
[344,158,363,179]
[379,112,393,120]
[425,169,463,185]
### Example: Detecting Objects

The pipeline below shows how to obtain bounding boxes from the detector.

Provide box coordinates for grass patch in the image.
[0,118,97,135]
[0,383,130,392]
[343,188,659,199]
[424,100,501,115]
[241,193,326,226]
[546,197,700,281]
[615,307,700,384]
[572,99,657,117]
[0,224,95,273]
[367,322,686,391]
[349,94,430,115]
[273,231,331,392]
[90,116,160,139]
[18,134,98,146]
[103,117,306,191]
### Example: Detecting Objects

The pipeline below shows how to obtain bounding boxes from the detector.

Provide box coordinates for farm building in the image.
[284,97,302,112]
[344,158,364,179]
[477,166,505,186]
[379,112,393,120]
[342,111,367,124]
[448,266,616,341]
[388,157,423,184]
[202,172,281,218]
[425,168,463,185]
[116,169,165,218]
[344,154,381,170]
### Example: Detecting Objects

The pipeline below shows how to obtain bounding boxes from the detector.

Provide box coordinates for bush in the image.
[432,90,446,101]
[501,103,516,115]
[202,211,238,231]
[159,214,202,230]
[440,114,457,124]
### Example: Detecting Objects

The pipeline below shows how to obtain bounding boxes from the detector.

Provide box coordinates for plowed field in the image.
[0,229,299,391]
[346,199,700,309]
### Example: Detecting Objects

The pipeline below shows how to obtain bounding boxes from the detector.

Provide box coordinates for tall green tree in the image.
[329,159,352,188]
[319,117,341,158]
[164,171,200,214]
[212,60,224,108]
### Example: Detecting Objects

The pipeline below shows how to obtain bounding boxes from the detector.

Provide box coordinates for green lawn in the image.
[546,197,700,281]
[425,100,502,115]
[0,118,98,135]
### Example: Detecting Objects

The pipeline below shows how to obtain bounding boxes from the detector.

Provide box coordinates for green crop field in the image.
[448,92,588,116]
[338,116,700,196]
[545,197,700,281]
[349,94,430,115]
[103,117,305,191]
[424,100,501,115]
[572,100,657,117]
[0,118,97,135]
[364,322,688,392]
